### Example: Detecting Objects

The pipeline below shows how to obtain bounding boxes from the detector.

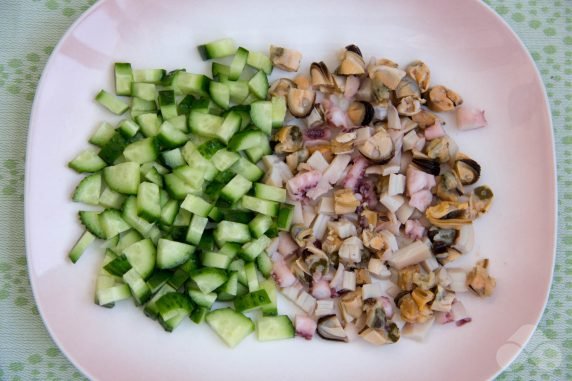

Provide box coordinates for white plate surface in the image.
[25,0,556,380]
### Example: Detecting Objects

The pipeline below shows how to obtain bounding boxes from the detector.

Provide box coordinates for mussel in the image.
[454,155,481,185]
[269,46,302,72]
[406,60,431,93]
[269,78,296,97]
[310,61,337,91]
[287,87,316,118]
[425,85,463,112]
[317,315,349,342]
[273,125,303,154]
[357,128,394,163]
[337,46,366,76]
[425,201,471,229]
[435,171,464,202]
[347,100,374,126]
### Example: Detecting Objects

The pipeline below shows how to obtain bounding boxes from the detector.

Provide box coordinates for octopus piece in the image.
[286,170,322,200]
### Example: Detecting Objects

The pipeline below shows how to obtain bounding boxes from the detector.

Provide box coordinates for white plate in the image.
[25,0,556,380]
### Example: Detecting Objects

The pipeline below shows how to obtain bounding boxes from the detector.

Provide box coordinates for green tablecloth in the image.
[0,0,569,379]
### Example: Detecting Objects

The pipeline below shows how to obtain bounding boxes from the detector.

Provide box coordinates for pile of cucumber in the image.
[68,38,297,347]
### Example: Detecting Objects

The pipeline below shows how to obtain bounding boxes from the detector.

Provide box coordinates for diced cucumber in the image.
[168,268,190,289]
[276,204,295,230]
[217,111,241,144]
[226,80,250,104]
[190,306,209,324]
[98,132,128,165]
[212,62,230,78]
[155,292,193,324]
[103,162,140,194]
[69,231,95,263]
[137,181,161,222]
[228,130,266,151]
[260,279,278,316]
[198,38,237,60]
[241,195,279,217]
[136,113,162,138]
[220,174,252,203]
[212,149,240,172]
[246,51,273,75]
[230,157,264,182]
[181,194,213,217]
[249,214,272,238]
[250,101,272,135]
[256,251,273,278]
[114,62,133,96]
[115,229,143,252]
[133,69,166,84]
[188,289,217,308]
[206,307,254,348]
[69,150,107,173]
[271,96,287,128]
[95,89,129,115]
[158,90,178,120]
[161,68,186,86]
[158,121,188,148]
[188,111,223,139]
[122,196,155,236]
[123,137,159,164]
[78,211,105,239]
[214,220,251,244]
[131,82,157,101]
[89,122,116,147]
[117,119,140,138]
[186,214,208,245]
[167,115,188,133]
[146,270,171,294]
[190,268,228,293]
[122,268,151,305]
[247,71,269,99]
[72,173,101,206]
[123,238,156,279]
[181,142,218,181]
[208,206,223,222]
[156,239,195,269]
[200,251,233,269]
[172,166,205,189]
[96,283,131,307]
[131,98,157,117]
[256,316,295,341]
[244,262,259,292]
[173,72,210,97]
[164,174,198,200]
[217,272,239,301]
[161,148,186,169]
[244,139,271,163]
[144,284,176,319]
[160,199,179,226]
[198,139,225,160]
[234,289,270,313]
[241,235,271,262]
[104,255,132,277]
[229,47,249,80]
[209,81,230,110]
[254,183,287,202]
[100,209,131,239]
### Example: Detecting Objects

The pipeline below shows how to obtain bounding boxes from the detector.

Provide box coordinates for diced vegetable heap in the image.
[69,38,295,342]
[68,38,495,348]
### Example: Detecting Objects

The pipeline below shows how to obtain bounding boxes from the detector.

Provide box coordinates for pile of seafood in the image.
[266,44,495,344]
